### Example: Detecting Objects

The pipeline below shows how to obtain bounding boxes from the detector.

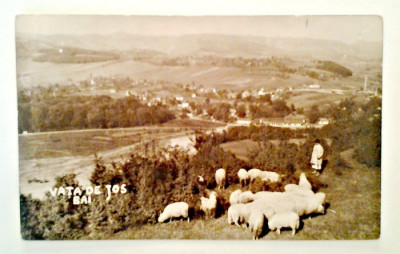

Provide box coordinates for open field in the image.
[97,149,380,240]
[19,119,224,199]
[220,139,261,161]
[17,58,309,91]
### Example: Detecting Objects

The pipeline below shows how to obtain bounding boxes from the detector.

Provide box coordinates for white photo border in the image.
[1,0,399,253]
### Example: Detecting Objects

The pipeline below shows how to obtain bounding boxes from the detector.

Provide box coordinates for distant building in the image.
[317,118,330,125]
[235,119,252,126]
[179,102,189,108]
[259,114,308,128]
[242,90,251,98]
[258,88,268,96]
[309,84,320,89]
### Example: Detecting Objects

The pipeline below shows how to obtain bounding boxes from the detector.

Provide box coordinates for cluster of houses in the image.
[61,75,334,129]
[225,114,329,129]
[258,115,329,129]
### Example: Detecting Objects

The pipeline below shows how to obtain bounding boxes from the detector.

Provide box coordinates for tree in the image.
[236,104,247,118]
[258,94,272,104]
[213,103,231,122]
[306,104,321,124]
[272,99,291,117]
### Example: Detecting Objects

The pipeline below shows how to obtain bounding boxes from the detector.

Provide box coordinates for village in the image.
[19,69,381,136]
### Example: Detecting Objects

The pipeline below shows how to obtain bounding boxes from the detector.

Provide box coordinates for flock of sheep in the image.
[158,168,326,240]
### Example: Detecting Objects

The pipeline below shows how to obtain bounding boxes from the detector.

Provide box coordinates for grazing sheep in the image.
[226,202,256,227]
[248,209,265,240]
[227,203,245,226]
[229,189,242,205]
[253,191,324,218]
[254,191,285,200]
[315,192,326,205]
[158,202,189,223]
[281,192,325,217]
[260,171,281,183]
[268,211,300,235]
[299,173,312,190]
[284,184,298,192]
[238,191,255,204]
[289,192,325,217]
[248,168,262,182]
[284,184,315,196]
[238,168,249,186]
[215,168,226,189]
[230,190,255,205]
[200,191,218,218]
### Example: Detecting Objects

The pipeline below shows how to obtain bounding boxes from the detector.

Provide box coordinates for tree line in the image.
[18,94,175,133]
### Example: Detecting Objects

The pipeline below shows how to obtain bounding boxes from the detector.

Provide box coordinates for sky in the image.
[16,15,382,43]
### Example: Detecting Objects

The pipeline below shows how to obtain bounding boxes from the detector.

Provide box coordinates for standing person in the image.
[310,139,324,176]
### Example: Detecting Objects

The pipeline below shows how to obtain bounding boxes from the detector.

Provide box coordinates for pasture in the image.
[100,148,380,240]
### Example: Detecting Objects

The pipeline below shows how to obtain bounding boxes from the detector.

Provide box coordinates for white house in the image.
[179,102,189,108]
[235,119,252,126]
[317,118,329,125]
[258,88,268,96]
[242,90,251,98]
[309,84,320,89]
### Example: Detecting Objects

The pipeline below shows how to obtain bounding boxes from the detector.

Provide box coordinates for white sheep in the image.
[254,191,285,201]
[200,191,218,218]
[299,173,312,190]
[226,202,255,228]
[248,209,265,240]
[229,189,242,205]
[238,191,255,204]
[215,168,226,189]
[284,184,315,196]
[158,202,189,223]
[314,192,326,207]
[230,190,255,205]
[238,168,249,186]
[279,192,325,217]
[248,168,262,182]
[260,171,281,183]
[268,211,300,236]
[227,203,245,226]
[284,184,299,192]
[253,191,325,218]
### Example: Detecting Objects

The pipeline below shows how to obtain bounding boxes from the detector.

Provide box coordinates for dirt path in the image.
[19,131,193,199]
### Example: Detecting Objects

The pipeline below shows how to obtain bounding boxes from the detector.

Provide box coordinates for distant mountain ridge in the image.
[16,33,382,61]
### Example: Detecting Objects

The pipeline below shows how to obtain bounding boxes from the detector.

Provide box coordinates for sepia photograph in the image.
[15,15,382,241]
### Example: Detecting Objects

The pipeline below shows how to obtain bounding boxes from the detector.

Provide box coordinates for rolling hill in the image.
[16,33,382,60]
[15,33,382,90]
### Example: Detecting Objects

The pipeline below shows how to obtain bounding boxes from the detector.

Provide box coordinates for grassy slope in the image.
[94,149,380,240]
